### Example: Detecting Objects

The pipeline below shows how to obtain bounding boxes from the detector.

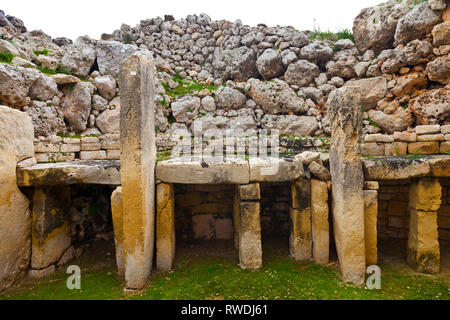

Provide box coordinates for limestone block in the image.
[215,218,233,240]
[249,156,304,183]
[384,142,407,156]
[407,209,440,273]
[311,179,329,266]
[290,208,312,261]
[363,158,430,180]
[156,183,175,271]
[192,214,214,240]
[0,106,34,291]
[79,150,107,160]
[429,157,450,177]
[233,186,240,250]
[157,156,249,184]
[31,186,71,269]
[28,265,56,279]
[328,87,365,286]
[106,149,121,160]
[239,183,261,201]
[17,160,121,187]
[440,141,450,153]
[364,190,378,266]
[364,181,379,190]
[409,178,442,212]
[290,179,310,210]
[111,187,124,276]
[119,52,157,290]
[408,142,440,155]
[239,202,262,270]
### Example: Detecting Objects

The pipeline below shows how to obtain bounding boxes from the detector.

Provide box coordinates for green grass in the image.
[310,28,354,43]
[162,74,218,99]
[2,250,448,300]
[0,52,14,64]
[33,48,51,56]
[37,65,72,75]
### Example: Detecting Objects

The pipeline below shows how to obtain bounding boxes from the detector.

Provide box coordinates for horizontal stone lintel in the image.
[16,155,450,187]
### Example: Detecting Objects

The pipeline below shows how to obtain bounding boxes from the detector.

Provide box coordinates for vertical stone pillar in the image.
[31,187,71,271]
[233,186,240,250]
[239,183,262,270]
[364,190,378,266]
[290,179,312,261]
[111,187,124,276]
[0,107,34,291]
[311,179,329,266]
[328,87,365,286]
[119,52,157,290]
[407,178,441,273]
[156,183,175,271]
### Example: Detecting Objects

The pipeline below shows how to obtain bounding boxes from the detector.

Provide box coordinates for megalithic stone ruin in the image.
[328,87,366,286]
[119,52,157,290]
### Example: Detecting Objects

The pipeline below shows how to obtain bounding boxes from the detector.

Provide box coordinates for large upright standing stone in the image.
[311,179,329,266]
[364,190,378,266]
[328,87,366,286]
[239,201,262,270]
[111,187,124,276]
[407,178,441,273]
[119,53,157,290]
[290,179,312,261]
[31,186,71,270]
[156,183,175,271]
[0,106,34,291]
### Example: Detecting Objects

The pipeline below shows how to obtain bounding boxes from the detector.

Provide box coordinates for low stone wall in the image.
[377,178,450,242]
[362,124,450,157]
[173,182,300,242]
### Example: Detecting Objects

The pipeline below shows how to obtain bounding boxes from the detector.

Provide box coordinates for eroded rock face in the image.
[26,100,66,137]
[344,77,387,110]
[261,115,319,136]
[284,60,320,87]
[247,78,308,114]
[426,53,450,84]
[353,0,411,54]
[394,3,442,46]
[171,95,201,122]
[409,88,450,125]
[392,71,428,97]
[61,82,94,132]
[0,106,34,291]
[96,41,137,76]
[23,68,58,102]
[212,46,258,81]
[214,86,246,110]
[94,75,117,101]
[61,36,97,77]
[256,49,285,79]
[0,64,30,107]
[432,21,450,46]
[96,100,120,134]
[367,107,414,133]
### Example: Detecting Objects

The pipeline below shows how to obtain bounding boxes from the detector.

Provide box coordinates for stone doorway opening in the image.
[260,182,291,253]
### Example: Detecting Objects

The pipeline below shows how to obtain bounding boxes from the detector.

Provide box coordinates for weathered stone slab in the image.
[31,186,71,269]
[17,160,121,187]
[239,202,262,270]
[364,190,378,266]
[249,156,304,182]
[290,179,312,261]
[407,209,440,273]
[409,178,442,212]
[239,183,261,201]
[156,183,176,271]
[233,186,240,250]
[311,179,329,266]
[328,87,365,286]
[111,187,124,276]
[363,157,430,180]
[119,52,157,290]
[157,156,250,184]
[0,106,34,291]
[428,156,450,177]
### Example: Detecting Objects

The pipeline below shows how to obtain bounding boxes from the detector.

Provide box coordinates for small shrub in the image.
[0,52,14,64]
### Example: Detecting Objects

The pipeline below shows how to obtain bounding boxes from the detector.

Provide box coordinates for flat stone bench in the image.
[17,155,450,187]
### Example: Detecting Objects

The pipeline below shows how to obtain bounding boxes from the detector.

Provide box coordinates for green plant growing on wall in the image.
[0,52,14,64]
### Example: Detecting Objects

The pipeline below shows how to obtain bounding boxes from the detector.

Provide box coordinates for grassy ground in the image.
[1,239,449,300]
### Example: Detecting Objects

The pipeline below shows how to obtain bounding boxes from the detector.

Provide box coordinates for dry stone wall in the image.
[0,1,449,165]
